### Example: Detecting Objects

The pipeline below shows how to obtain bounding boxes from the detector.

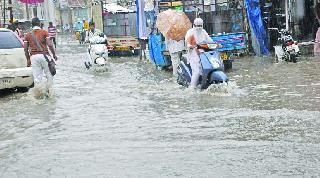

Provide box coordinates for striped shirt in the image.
[48,26,57,37]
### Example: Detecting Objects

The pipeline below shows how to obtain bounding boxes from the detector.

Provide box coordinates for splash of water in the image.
[204,81,238,96]
[28,80,54,100]
[92,65,109,74]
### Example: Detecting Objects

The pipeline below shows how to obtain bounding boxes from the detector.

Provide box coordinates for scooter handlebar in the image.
[196,43,221,50]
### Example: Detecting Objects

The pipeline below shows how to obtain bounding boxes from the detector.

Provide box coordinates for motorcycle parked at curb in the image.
[269,28,300,63]
[177,43,229,89]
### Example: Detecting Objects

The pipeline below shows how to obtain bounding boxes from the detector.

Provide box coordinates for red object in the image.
[102,12,111,17]
[107,45,114,50]
[286,41,294,46]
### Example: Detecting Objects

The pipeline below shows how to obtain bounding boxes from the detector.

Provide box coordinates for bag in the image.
[43,54,56,76]
[31,31,56,76]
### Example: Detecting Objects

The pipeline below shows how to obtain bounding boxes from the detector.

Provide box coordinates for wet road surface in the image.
[1,37,320,177]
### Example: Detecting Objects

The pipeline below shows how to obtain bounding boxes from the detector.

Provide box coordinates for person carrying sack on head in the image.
[24,17,58,89]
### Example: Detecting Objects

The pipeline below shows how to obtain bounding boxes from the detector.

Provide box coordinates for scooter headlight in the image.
[207,44,219,49]
[95,52,105,55]
[95,57,106,65]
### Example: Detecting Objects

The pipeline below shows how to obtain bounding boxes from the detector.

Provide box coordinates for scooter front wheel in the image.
[177,75,184,85]
[177,75,189,87]
[291,54,297,63]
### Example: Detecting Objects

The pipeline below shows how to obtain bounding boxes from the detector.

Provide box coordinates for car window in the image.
[0,31,22,49]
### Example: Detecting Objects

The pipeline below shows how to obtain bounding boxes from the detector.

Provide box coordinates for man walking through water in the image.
[48,22,57,48]
[24,17,58,95]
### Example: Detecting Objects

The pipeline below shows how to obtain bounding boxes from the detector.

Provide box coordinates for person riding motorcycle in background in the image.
[185,18,213,89]
[74,19,84,43]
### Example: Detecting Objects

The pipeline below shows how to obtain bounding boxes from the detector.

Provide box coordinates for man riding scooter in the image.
[185,18,214,89]
[85,21,102,43]
[84,22,108,69]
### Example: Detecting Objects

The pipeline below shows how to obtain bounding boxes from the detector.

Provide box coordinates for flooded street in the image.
[1,37,320,177]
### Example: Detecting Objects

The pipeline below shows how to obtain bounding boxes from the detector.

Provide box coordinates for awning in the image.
[103,3,134,14]
[18,0,44,4]
[68,0,86,8]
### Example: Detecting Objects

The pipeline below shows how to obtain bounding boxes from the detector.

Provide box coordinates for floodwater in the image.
[1,36,320,177]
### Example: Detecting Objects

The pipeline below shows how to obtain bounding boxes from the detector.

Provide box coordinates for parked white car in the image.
[0,28,33,91]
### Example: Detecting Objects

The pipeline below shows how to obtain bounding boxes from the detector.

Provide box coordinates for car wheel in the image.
[133,49,141,56]
[29,82,34,88]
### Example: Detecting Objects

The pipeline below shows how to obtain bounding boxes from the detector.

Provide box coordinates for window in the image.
[106,19,117,26]
[0,31,22,49]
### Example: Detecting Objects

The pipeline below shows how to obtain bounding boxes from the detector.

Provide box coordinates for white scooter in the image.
[85,36,108,70]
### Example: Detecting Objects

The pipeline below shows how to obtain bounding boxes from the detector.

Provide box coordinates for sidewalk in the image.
[298,42,315,56]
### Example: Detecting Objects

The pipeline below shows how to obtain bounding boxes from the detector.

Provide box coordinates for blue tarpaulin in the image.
[149,34,167,66]
[245,0,269,55]
[210,32,246,52]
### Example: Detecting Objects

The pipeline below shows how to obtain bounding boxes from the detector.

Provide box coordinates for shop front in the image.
[261,0,318,51]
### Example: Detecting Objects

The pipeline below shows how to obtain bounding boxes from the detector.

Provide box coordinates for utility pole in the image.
[0,2,2,27]
[4,0,6,27]
[59,2,63,28]
[285,0,289,30]
[8,0,13,24]
[25,4,29,20]
[101,0,104,32]
[91,0,94,22]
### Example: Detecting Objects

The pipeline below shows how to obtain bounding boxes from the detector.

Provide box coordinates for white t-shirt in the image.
[85,29,102,42]
[165,38,185,54]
